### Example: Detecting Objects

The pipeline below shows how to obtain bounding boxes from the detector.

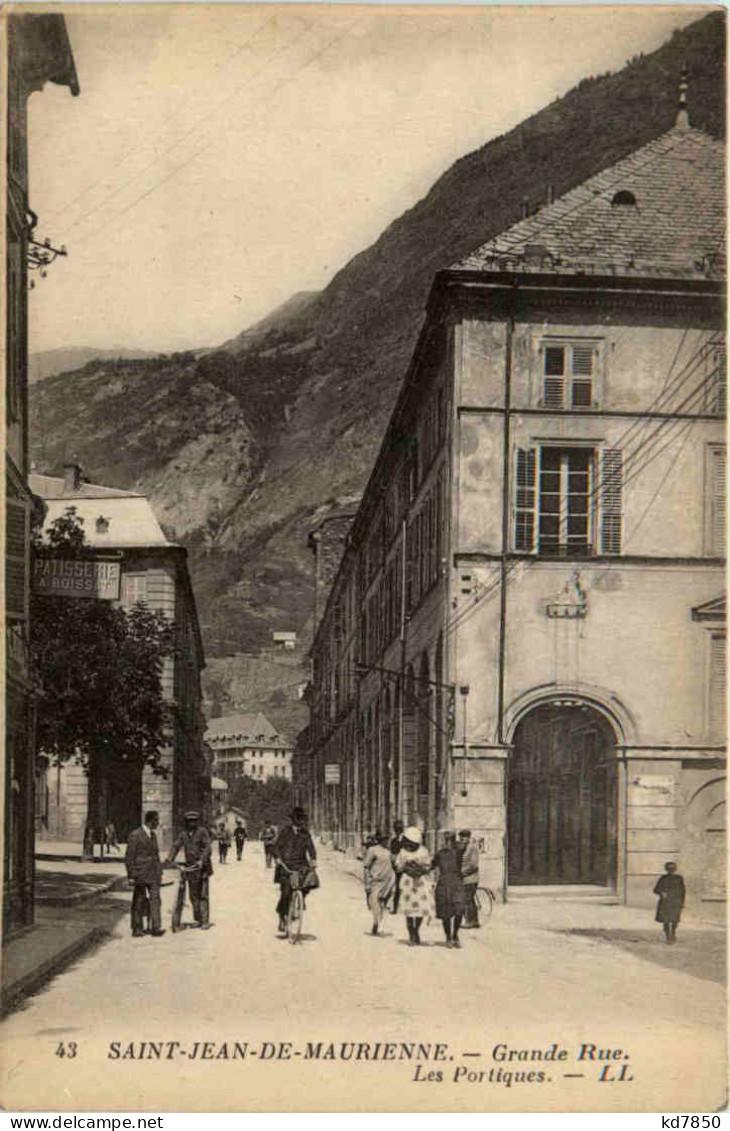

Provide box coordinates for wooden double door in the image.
[508,702,617,886]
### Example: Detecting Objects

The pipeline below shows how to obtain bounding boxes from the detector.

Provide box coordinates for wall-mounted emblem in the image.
[546,570,588,619]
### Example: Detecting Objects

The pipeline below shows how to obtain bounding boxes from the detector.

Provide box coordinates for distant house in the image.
[205,712,293,786]
[31,463,207,852]
[272,631,297,651]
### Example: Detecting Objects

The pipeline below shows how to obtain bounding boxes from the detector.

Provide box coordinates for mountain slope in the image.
[30,12,726,721]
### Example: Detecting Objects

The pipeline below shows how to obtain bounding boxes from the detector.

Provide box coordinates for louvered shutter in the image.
[571,345,594,408]
[709,446,726,555]
[709,345,726,418]
[6,497,30,621]
[515,449,537,552]
[543,346,564,408]
[600,449,623,554]
[709,633,726,740]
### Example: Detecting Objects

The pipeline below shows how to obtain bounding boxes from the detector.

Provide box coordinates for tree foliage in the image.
[30,508,174,774]
[228,774,294,836]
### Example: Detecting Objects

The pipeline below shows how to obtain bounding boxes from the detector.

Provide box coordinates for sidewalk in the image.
[2,852,131,1015]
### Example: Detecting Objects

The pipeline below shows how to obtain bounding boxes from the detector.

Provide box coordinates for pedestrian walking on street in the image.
[389,820,405,914]
[654,861,686,944]
[262,821,277,868]
[433,832,466,948]
[363,830,396,936]
[394,826,435,946]
[105,820,120,854]
[234,821,248,861]
[458,829,480,928]
[125,810,165,938]
[217,825,231,864]
[166,811,214,929]
[273,807,317,937]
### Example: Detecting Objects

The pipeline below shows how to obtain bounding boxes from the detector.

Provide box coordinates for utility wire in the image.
[44,15,280,231]
[65,15,363,246]
[58,15,316,242]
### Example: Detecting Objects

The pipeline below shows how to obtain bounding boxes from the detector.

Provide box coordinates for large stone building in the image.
[5,14,79,935]
[306,102,725,917]
[206,712,293,787]
[31,465,207,853]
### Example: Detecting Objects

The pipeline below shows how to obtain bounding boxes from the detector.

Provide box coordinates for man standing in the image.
[125,810,165,938]
[389,820,405,913]
[261,821,277,868]
[234,820,248,861]
[273,807,317,936]
[653,861,686,944]
[458,829,480,928]
[166,811,213,930]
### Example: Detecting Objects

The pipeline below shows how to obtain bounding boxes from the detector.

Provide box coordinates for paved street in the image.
[1,844,725,1113]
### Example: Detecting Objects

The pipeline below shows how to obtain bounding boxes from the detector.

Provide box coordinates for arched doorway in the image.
[508,700,617,886]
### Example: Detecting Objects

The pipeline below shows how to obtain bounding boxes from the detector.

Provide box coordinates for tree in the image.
[229,774,294,836]
[30,508,174,847]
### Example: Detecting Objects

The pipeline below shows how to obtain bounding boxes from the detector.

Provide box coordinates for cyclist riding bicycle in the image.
[273,807,317,937]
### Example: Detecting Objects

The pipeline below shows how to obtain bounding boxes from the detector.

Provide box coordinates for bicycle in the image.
[169,861,201,932]
[474,885,496,921]
[277,861,306,944]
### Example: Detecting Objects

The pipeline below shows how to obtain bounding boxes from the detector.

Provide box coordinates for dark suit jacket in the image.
[125,827,162,885]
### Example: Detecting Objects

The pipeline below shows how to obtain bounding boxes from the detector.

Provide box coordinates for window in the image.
[124,574,148,606]
[705,445,726,556]
[540,340,599,409]
[5,496,29,622]
[708,633,726,741]
[515,445,622,556]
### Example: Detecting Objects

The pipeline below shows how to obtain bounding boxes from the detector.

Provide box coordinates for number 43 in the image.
[55,1042,78,1058]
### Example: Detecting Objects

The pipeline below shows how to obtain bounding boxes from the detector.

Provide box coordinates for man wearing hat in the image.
[458,829,480,928]
[125,810,165,938]
[166,811,213,929]
[272,807,317,936]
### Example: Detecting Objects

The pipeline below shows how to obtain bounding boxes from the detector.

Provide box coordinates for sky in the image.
[27,3,707,355]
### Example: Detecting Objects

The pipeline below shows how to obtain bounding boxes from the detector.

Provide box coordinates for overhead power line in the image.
[65,14,363,248]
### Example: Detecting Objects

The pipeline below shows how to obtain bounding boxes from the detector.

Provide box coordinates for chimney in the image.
[520,199,530,220]
[63,460,82,494]
[546,184,555,205]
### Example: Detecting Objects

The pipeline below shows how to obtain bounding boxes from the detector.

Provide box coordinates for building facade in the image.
[206,712,293,787]
[5,14,79,935]
[306,111,726,918]
[31,465,207,853]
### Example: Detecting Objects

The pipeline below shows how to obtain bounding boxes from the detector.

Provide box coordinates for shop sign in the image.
[33,557,121,600]
[324,764,341,785]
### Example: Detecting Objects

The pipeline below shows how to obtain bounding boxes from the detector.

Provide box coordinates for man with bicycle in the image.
[166,810,213,929]
[273,807,317,937]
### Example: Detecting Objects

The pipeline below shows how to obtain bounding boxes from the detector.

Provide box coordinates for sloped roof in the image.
[454,124,725,281]
[30,473,170,548]
[205,711,290,747]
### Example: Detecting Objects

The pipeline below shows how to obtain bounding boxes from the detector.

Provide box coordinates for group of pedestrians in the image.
[215,820,248,864]
[363,824,482,947]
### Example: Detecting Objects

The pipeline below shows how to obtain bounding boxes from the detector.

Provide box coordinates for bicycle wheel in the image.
[475,885,494,920]
[287,889,304,944]
[171,881,185,932]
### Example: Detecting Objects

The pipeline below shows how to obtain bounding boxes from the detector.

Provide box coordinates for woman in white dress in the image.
[394,826,435,946]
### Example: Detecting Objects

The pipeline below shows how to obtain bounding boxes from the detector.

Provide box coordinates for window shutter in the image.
[5,497,30,622]
[710,345,727,418]
[709,633,726,740]
[709,446,726,555]
[570,345,594,407]
[515,448,537,552]
[600,449,623,554]
[543,346,564,408]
